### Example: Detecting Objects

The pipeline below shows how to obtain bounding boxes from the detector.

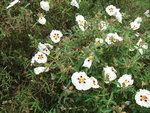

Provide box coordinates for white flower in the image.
[106,5,118,16]
[114,11,122,23]
[50,30,63,43]
[130,17,142,31]
[90,77,100,88]
[95,38,104,45]
[144,10,150,17]
[99,21,108,31]
[71,72,93,90]
[130,21,140,30]
[105,33,123,44]
[38,13,46,25]
[31,51,47,64]
[38,43,51,55]
[76,15,86,31]
[40,1,50,11]
[71,0,79,9]
[134,17,142,23]
[118,74,134,87]
[6,0,20,9]
[135,89,150,108]
[82,56,94,68]
[136,38,148,55]
[34,67,49,75]
[103,66,117,83]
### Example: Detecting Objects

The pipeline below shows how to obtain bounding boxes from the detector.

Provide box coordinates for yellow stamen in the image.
[38,54,43,60]
[88,57,94,61]
[38,13,44,18]
[78,76,86,83]
[124,80,129,85]
[133,26,138,30]
[54,34,59,39]
[93,81,96,85]
[140,96,147,101]
[109,8,114,12]
[95,41,100,45]
[79,20,83,25]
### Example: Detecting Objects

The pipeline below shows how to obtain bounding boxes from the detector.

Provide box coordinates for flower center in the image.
[38,54,44,60]
[79,20,83,25]
[96,41,100,45]
[88,57,93,61]
[53,34,59,39]
[123,80,129,85]
[39,13,44,18]
[78,76,86,83]
[109,8,114,12]
[93,81,96,85]
[140,95,147,101]
[133,25,138,29]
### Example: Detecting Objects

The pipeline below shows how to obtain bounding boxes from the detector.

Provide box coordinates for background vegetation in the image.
[0,0,150,112]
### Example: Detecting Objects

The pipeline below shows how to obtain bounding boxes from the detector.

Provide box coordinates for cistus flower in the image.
[135,89,150,108]
[71,0,79,9]
[31,51,47,64]
[106,5,122,23]
[76,15,86,31]
[144,10,150,17]
[106,5,118,16]
[50,30,63,43]
[34,67,49,75]
[103,66,117,83]
[82,56,94,68]
[71,72,93,90]
[118,74,134,87]
[90,77,100,88]
[38,43,53,55]
[99,21,108,31]
[38,13,46,25]
[6,0,20,9]
[130,17,142,30]
[136,38,148,55]
[40,1,50,11]
[105,33,123,44]
[95,38,104,45]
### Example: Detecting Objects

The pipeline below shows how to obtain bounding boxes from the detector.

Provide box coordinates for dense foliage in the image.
[0,0,150,113]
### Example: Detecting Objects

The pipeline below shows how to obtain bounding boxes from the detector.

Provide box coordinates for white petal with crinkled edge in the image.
[38,17,46,25]
[34,67,49,75]
[90,77,99,88]
[40,1,50,11]
[71,0,79,9]
[6,0,20,9]
[38,43,50,55]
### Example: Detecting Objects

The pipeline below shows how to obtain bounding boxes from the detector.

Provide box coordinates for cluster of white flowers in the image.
[130,38,148,55]
[70,4,149,109]
[31,43,53,75]
[38,1,50,25]
[9,1,149,109]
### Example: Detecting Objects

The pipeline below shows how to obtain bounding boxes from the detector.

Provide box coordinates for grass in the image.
[0,0,150,113]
